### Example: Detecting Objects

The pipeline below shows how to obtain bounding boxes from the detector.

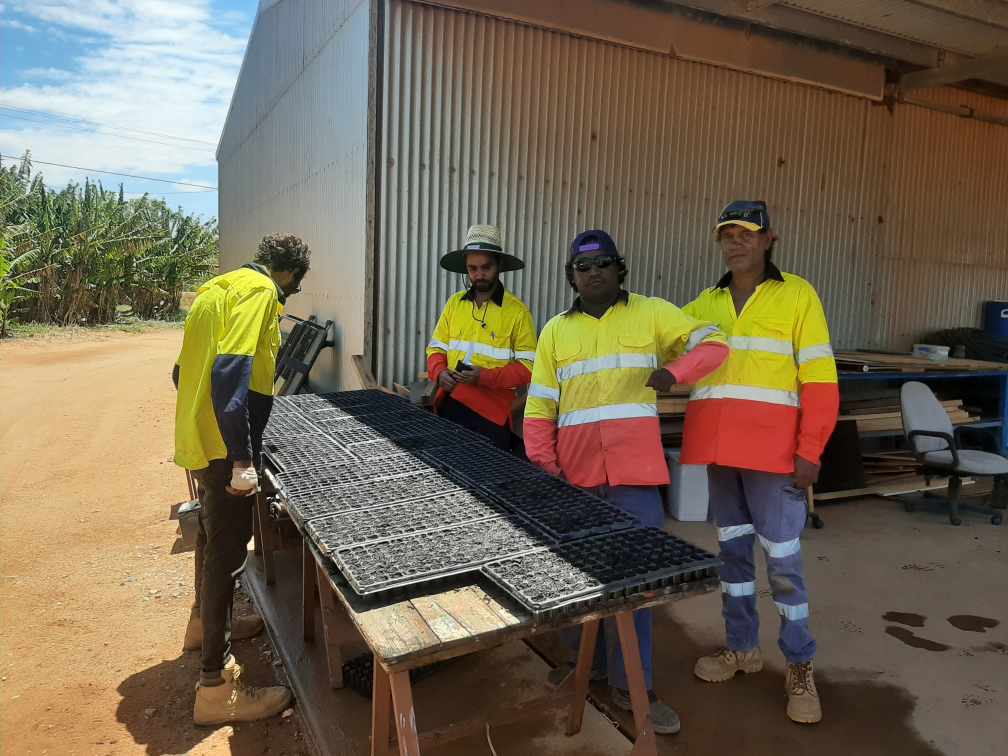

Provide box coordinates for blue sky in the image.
[0,0,259,220]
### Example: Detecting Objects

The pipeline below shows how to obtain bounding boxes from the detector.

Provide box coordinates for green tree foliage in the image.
[0,152,218,336]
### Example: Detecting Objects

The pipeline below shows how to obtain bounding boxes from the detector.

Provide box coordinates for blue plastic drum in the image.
[983,301,1008,339]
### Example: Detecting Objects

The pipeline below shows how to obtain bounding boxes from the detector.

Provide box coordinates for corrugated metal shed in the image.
[218,0,372,389]
[377,0,888,384]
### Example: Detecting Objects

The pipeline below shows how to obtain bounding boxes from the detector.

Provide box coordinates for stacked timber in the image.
[835,350,1008,373]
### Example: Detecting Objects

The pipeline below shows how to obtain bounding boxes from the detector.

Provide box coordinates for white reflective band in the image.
[775,601,810,621]
[528,383,560,402]
[718,524,755,541]
[758,535,801,559]
[720,580,756,597]
[514,351,537,361]
[556,402,657,428]
[556,353,657,382]
[687,325,721,351]
[729,336,794,356]
[797,344,834,365]
[691,384,800,407]
[428,338,449,351]
[448,339,513,361]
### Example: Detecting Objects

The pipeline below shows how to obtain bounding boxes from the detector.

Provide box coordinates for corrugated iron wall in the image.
[376,0,1008,385]
[218,0,372,390]
[870,91,1008,349]
[377,0,886,384]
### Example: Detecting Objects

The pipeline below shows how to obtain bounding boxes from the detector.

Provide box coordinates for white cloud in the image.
[0,1,248,206]
[0,18,37,32]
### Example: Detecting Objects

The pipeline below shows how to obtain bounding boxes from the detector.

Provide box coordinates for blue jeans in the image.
[568,485,664,691]
[707,465,816,664]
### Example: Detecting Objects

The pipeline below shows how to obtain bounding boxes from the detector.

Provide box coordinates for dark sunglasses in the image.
[571,255,620,273]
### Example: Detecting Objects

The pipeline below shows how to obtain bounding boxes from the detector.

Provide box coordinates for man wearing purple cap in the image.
[525,229,728,735]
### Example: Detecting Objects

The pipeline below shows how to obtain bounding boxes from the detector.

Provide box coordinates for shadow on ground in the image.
[115,640,309,756]
[534,615,944,756]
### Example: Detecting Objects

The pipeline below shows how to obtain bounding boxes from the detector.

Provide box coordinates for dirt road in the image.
[0,330,309,755]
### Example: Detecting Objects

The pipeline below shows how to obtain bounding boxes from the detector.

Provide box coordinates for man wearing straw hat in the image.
[426,224,538,448]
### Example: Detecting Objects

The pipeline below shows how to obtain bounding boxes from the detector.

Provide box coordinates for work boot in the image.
[693,647,764,683]
[546,662,607,688]
[610,687,681,735]
[786,661,822,724]
[183,608,265,651]
[193,672,292,726]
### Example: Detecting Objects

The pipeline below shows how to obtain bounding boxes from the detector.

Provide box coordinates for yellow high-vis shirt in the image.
[174,264,282,471]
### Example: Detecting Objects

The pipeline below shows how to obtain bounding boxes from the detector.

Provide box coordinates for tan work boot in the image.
[193,672,292,726]
[183,609,265,651]
[694,648,764,683]
[786,661,822,724]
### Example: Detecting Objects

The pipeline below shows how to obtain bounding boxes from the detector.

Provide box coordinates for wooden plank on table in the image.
[835,351,1008,372]
[409,596,472,644]
[356,602,442,661]
[432,587,510,636]
[814,476,974,501]
[472,585,523,627]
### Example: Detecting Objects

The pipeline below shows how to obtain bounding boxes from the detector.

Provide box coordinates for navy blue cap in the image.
[569,229,619,260]
[714,200,770,233]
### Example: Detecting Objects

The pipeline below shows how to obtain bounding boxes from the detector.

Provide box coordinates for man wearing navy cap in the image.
[526,229,728,735]
[683,201,839,725]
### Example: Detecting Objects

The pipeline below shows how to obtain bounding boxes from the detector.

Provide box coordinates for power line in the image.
[0,104,218,147]
[0,109,214,154]
[0,154,218,191]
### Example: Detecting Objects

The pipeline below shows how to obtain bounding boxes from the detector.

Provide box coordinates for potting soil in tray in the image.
[275,455,437,496]
[419,444,544,485]
[333,516,553,595]
[482,527,720,614]
[482,476,639,541]
[306,489,511,554]
[282,471,467,527]
[263,437,357,473]
[262,412,321,441]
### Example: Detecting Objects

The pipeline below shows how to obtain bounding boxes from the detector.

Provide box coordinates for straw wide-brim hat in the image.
[439,224,525,274]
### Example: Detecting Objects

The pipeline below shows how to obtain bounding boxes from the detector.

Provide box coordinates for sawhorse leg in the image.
[615,610,658,755]
[566,618,600,735]
[302,538,317,641]
[372,663,421,756]
[315,563,345,688]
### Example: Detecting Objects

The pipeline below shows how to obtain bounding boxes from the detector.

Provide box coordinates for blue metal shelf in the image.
[837,369,1008,454]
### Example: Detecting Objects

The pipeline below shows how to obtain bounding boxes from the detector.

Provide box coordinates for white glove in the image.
[229,465,259,495]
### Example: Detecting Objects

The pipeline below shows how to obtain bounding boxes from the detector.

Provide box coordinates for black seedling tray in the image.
[482,477,638,541]
[264,437,357,473]
[333,516,554,596]
[282,471,466,528]
[346,439,410,461]
[315,389,409,409]
[482,527,720,616]
[262,412,321,441]
[419,444,545,485]
[319,424,387,447]
[306,489,511,554]
[341,653,437,699]
[276,455,436,496]
[393,428,487,450]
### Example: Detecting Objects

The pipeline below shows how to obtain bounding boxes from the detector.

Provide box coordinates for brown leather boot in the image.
[183,609,264,651]
[786,661,822,724]
[694,648,764,683]
[193,670,292,726]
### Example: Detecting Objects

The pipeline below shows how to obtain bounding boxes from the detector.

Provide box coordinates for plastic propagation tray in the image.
[316,389,409,409]
[276,455,436,496]
[345,439,410,461]
[482,477,639,541]
[264,436,357,473]
[419,444,545,485]
[262,412,321,441]
[333,516,554,596]
[306,489,512,554]
[285,471,467,526]
[482,527,720,616]
[319,424,387,447]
